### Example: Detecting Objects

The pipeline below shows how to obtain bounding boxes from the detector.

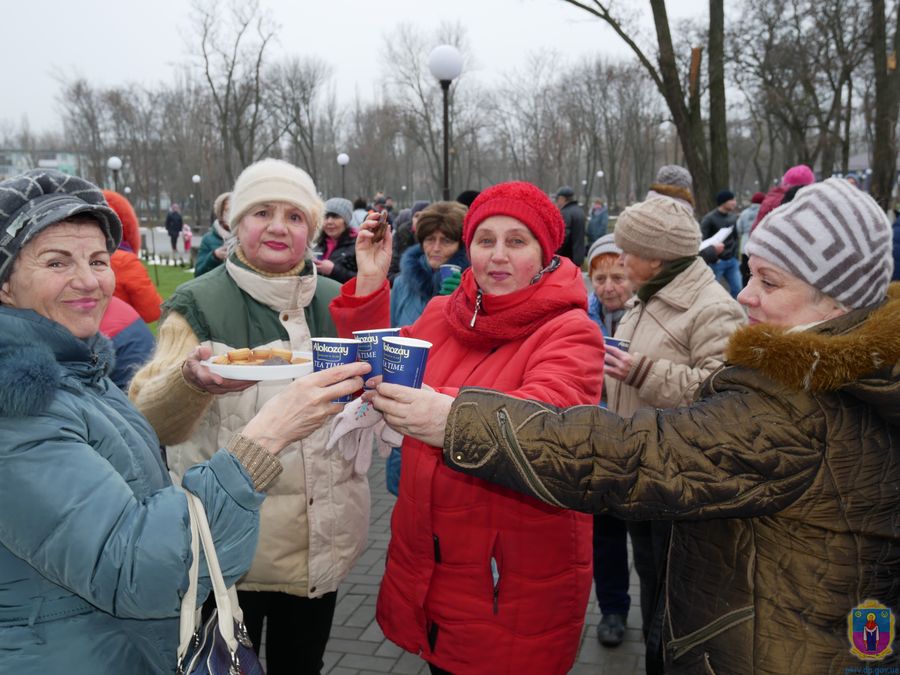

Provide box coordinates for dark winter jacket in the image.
[314,227,358,284]
[700,208,738,260]
[443,285,900,674]
[0,306,263,674]
[195,221,231,277]
[558,200,586,266]
[390,244,469,327]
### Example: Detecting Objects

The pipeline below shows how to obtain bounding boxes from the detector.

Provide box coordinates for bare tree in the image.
[267,56,334,184]
[560,0,727,211]
[192,0,279,184]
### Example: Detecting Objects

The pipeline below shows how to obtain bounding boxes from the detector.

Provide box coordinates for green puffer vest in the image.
[164,264,369,599]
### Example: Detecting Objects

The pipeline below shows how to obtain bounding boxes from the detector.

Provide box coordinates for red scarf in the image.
[443,257,587,349]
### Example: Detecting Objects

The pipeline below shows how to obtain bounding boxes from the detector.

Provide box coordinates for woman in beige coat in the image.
[602,196,745,671]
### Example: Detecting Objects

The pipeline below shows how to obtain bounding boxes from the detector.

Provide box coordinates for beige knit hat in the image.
[228,158,323,240]
[614,197,700,261]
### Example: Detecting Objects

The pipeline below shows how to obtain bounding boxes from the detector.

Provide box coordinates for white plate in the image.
[203,351,314,381]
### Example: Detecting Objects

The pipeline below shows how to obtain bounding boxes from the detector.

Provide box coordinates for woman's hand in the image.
[182,346,257,395]
[354,211,393,295]
[214,245,228,260]
[370,382,453,448]
[314,258,335,276]
[242,361,371,455]
[603,344,633,381]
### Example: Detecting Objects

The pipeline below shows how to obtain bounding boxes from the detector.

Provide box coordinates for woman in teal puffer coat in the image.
[0,170,367,674]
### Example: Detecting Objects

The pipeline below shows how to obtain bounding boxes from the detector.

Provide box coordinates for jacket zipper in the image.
[667,605,754,661]
[470,289,483,328]
[496,409,565,508]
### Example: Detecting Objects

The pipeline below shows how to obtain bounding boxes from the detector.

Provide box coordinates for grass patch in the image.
[140,261,196,334]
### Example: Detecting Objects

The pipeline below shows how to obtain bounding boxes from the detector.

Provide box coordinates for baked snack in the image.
[212,348,310,366]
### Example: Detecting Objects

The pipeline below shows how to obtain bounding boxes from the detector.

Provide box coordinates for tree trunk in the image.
[650,0,714,212]
[871,0,900,209]
[708,0,729,191]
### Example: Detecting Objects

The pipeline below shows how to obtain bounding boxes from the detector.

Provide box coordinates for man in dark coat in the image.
[555,186,585,266]
[164,203,183,252]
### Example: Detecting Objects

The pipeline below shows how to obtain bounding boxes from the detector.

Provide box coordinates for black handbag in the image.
[176,491,265,675]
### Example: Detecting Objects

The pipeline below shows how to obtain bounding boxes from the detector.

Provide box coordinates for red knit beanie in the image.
[751,191,766,204]
[462,181,564,265]
[102,190,140,253]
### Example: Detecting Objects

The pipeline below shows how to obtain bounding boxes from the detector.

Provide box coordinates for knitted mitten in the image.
[326,397,403,474]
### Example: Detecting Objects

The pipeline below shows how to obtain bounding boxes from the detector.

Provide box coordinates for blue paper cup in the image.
[381,337,432,389]
[311,338,361,402]
[604,337,630,352]
[439,264,461,283]
[353,328,402,385]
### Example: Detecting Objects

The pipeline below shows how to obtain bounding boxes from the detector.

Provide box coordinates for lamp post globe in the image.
[428,44,463,200]
[107,156,123,192]
[123,186,132,195]
[337,153,350,197]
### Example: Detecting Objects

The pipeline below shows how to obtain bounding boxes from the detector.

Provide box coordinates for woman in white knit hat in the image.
[377,177,900,673]
[131,159,370,674]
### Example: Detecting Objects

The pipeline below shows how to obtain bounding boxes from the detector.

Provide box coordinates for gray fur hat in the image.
[655,165,692,190]
[0,170,122,286]
[324,197,354,226]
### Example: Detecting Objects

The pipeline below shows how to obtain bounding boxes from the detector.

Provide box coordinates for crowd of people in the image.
[0,153,898,675]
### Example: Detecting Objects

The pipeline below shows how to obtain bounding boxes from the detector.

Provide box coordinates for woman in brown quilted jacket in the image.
[370,177,900,674]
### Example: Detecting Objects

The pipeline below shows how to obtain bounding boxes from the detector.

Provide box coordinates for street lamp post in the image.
[596,169,605,201]
[428,45,463,201]
[191,175,202,229]
[107,156,122,192]
[337,153,350,197]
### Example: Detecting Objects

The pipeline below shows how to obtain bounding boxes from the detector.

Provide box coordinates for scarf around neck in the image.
[637,256,696,304]
[443,257,587,349]
[225,251,318,349]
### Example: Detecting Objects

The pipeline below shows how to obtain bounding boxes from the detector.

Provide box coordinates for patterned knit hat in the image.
[745,177,893,309]
[229,159,323,240]
[0,170,122,286]
[463,181,564,265]
[614,197,700,261]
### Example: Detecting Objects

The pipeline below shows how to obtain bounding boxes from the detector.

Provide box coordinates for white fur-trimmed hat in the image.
[229,159,323,240]
[745,177,893,309]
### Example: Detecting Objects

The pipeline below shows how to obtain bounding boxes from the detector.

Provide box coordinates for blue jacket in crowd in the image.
[0,307,263,674]
[389,244,469,328]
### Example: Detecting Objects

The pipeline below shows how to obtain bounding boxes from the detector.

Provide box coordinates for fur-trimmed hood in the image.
[0,307,114,417]
[726,283,900,422]
[399,244,470,300]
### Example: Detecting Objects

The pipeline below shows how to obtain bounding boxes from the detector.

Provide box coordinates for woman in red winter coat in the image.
[103,190,163,323]
[330,181,604,675]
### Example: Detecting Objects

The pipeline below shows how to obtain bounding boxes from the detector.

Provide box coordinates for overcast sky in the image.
[1,0,708,135]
